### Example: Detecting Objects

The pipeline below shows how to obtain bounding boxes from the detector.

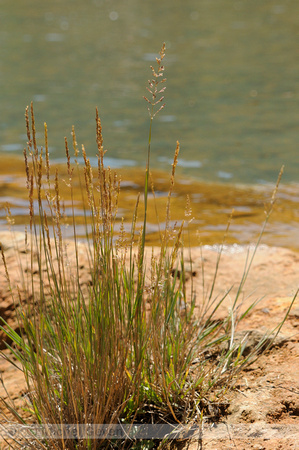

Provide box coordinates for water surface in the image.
[0,155,298,251]
[0,0,298,185]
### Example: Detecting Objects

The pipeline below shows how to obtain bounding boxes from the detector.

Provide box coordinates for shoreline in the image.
[1,230,298,301]
[1,153,299,252]
[1,151,299,188]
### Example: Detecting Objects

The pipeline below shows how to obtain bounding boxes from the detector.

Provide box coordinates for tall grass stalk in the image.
[0,44,296,450]
[138,43,166,296]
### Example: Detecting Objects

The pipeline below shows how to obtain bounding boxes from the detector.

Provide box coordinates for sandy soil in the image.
[0,231,298,449]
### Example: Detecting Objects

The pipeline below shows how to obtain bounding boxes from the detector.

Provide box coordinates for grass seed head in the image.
[144,42,167,118]
[30,101,37,155]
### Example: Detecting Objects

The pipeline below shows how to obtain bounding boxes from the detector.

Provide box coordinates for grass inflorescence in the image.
[0,44,296,449]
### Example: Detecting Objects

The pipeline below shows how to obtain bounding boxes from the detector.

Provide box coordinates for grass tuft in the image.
[0,44,296,449]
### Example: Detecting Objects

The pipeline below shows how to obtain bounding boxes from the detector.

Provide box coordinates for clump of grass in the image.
[0,44,296,449]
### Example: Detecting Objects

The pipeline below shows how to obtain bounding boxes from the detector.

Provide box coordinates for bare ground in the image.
[0,231,298,449]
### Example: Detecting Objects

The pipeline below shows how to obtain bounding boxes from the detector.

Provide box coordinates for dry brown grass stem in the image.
[44,122,50,185]
[29,173,34,228]
[37,148,43,198]
[23,147,30,190]
[30,101,37,154]
[25,105,31,147]
[71,125,79,158]
[268,165,284,213]
[165,140,180,236]
[65,137,71,177]
[96,107,104,152]
[43,211,52,259]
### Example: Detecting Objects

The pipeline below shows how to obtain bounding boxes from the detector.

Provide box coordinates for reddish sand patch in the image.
[0,232,298,448]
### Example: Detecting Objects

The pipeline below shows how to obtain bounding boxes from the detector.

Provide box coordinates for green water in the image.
[0,0,298,185]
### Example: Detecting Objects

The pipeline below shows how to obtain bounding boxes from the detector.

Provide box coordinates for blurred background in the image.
[0,0,298,185]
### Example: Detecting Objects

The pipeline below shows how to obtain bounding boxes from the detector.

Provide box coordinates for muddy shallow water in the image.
[0,154,298,252]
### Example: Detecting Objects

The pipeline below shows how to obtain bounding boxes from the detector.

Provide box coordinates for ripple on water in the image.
[1,144,23,152]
